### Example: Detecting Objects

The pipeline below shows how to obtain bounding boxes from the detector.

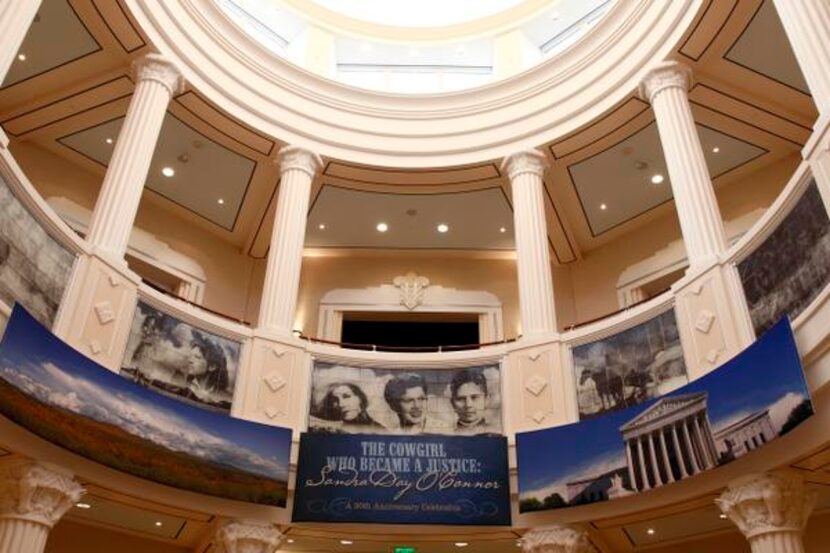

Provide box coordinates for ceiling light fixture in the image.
[155,521,163,527]
[437,223,449,233]
[499,227,507,233]
[75,502,91,509]
[455,543,469,548]
[17,53,26,61]
[287,539,295,544]
[646,529,655,535]
[712,146,720,153]
[318,223,326,230]
[600,203,607,210]
[217,198,225,205]
[340,540,353,545]
[651,174,664,184]
[376,222,388,233]
[105,138,113,144]
[719,514,728,519]
[161,167,175,177]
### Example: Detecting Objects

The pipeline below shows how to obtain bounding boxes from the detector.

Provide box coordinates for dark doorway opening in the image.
[341,312,479,349]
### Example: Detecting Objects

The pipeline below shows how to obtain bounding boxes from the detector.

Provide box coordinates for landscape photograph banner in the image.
[309,361,502,436]
[293,432,511,525]
[517,317,812,512]
[0,305,292,506]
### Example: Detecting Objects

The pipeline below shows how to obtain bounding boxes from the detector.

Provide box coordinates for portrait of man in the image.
[450,368,492,434]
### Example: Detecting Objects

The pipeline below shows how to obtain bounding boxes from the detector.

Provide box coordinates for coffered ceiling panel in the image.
[59,113,256,230]
[306,185,514,249]
[1,0,100,87]
[725,0,809,94]
[569,122,766,236]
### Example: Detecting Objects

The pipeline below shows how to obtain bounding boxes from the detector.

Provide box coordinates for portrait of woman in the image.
[311,382,386,433]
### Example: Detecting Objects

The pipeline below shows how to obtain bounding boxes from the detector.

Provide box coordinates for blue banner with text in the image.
[292,433,511,525]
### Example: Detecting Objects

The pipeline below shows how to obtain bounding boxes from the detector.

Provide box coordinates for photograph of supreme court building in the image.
[517,320,813,512]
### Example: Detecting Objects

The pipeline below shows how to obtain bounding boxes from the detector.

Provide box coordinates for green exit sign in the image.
[393,547,416,553]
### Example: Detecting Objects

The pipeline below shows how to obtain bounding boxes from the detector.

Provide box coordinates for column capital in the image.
[277,145,324,179]
[638,61,692,103]
[501,149,548,181]
[0,459,85,528]
[522,525,598,553]
[715,472,817,540]
[132,53,185,96]
[215,520,283,553]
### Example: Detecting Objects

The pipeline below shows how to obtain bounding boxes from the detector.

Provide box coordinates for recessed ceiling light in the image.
[499,227,507,233]
[287,539,295,544]
[376,222,388,233]
[161,167,175,177]
[455,543,469,548]
[75,502,91,509]
[318,223,326,230]
[646,528,655,535]
[17,53,26,61]
[600,203,607,210]
[712,146,720,153]
[340,540,353,545]
[437,223,449,233]
[154,521,163,527]
[217,198,225,205]
[105,137,113,144]
[651,174,664,184]
[719,514,728,519]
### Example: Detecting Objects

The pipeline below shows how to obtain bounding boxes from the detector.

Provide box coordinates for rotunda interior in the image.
[0,1,829,552]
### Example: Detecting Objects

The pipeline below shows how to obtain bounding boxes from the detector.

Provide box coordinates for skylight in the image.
[310,0,526,28]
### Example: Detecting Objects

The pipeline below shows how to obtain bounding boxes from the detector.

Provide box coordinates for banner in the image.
[517,317,812,512]
[293,433,511,525]
[309,361,502,435]
[0,305,292,506]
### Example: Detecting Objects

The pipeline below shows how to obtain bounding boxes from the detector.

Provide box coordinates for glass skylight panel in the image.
[310,0,525,27]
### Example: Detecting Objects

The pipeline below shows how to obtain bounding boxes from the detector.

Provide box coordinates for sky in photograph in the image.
[0,306,291,481]
[517,317,811,501]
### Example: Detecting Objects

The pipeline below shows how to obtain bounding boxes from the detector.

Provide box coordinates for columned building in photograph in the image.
[0,1,829,553]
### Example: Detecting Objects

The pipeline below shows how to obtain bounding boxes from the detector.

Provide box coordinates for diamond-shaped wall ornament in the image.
[94,301,115,325]
[695,310,716,334]
[525,375,548,397]
[88,340,102,354]
[532,411,546,423]
[264,406,279,419]
[706,348,721,365]
[264,373,286,393]
[108,274,120,287]
[690,282,704,295]
[271,347,287,358]
[527,351,542,362]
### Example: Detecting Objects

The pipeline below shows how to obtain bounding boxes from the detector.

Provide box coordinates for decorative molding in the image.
[264,373,286,392]
[695,310,715,334]
[532,411,546,424]
[392,272,430,310]
[88,340,102,355]
[0,459,84,528]
[525,375,548,397]
[716,472,817,540]
[94,302,115,325]
[522,525,598,553]
[107,274,120,288]
[277,145,323,179]
[271,347,287,358]
[639,61,693,103]
[264,406,279,419]
[501,149,548,181]
[132,53,185,96]
[706,348,721,365]
[527,351,543,362]
[215,520,283,553]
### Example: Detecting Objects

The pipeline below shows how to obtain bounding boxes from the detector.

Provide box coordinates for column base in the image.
[749,530,805,553]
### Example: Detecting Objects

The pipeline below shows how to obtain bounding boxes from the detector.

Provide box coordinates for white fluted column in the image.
[0,0,41,84]
[770,0,830,114]
[670,424,688,478]
[640,62,727,267]
[502,150,557,337]
[86,54,184,260]
[716,472,816,553]
[625,441,637,492]
[0,459,84,553]
[636,436,650,491]
[215,520,282,553]
[258,146,322,334]
[522,525,598,553]
[658,430,675,483]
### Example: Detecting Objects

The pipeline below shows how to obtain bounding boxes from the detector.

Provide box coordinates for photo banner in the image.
[0,305,292,507]
[293,433,511,525]
[517,317,812,512]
